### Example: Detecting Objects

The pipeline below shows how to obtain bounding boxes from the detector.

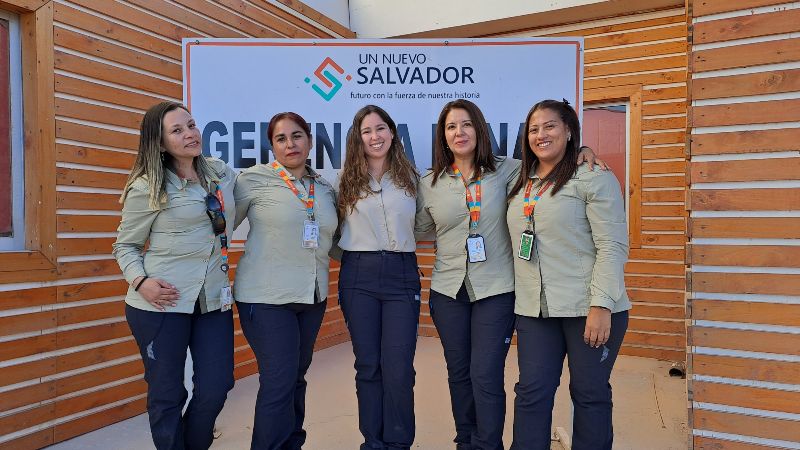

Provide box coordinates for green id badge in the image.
[518,231,534,261]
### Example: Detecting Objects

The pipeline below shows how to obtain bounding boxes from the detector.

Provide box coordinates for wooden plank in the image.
[56,340,138,374]
[691,217,800,239]
[57,143,135,171]
[53,26,181,79]
[690,128,800,156]
[549,14,685,39]
[214,0,318,39]
[57,301,125,327]
[642,190,683,202]
[171,0,282,38]
[693,436,776,450]
[691,299,800,328]
[690,244,800,268]
[694,8,800,45]
[642,160,685,174]
[619,345,685,361]
[626,261,685,276]
[57,214,121,233]
[0,334,56,362]
[0,311,56,337]
[643,130,685,146]
[53,3,181,60]
[643,175,685,188]
[691,158,800,183]
[58,237,116,256]
[584,41,687,64]
[584,70,686,90]
[692,98,800,128]
[643,102,686,116]
[627,289,684,304]
[693,69,800,101]
[690,188,800,211]
[55,321,131,349]
[694,409,800,443]
[638,234,685,246]
[0,267,57,284]
[0,358,55,389]
[692,354,800,385]
[124,0,247,38]
[630,247,685,261]
[694,382,800,417]
[53,397,146,443]
[584,24,686,50]
[58,280,128,303]
[54,51,181,99]
[691,326,800,357]
[57,167,128,191]
[641,204,686,217]
[57,191,122,211]
[0,428,53,450]
[56,359,142,397]
[585,55,685,78]
[1,380,55,413]
[57,120,138,151]
[641,218,685,232]
[630,317,685,334]
[692,272,800,296]
[58,260,122,279]
[55,74,166,111]
[0,286,56,311]
[624,330,685,348]
[642,85,687,101]
[0,403,55,438]
[629,303,685,319]
[693,0,789,17]
[642,116,686,132]
[693,37,800,73]
[55,97,143,131]
[66,0,198,43]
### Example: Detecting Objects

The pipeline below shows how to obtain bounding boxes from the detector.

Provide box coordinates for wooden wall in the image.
[0,1,353,448]
[687,1,800,448]
[480,7,690,362]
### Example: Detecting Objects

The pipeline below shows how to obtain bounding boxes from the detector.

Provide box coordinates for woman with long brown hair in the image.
[113,101,236,450]
[336,104,421,450]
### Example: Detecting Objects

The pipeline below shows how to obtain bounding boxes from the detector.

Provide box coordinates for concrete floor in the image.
[48,337,688,449]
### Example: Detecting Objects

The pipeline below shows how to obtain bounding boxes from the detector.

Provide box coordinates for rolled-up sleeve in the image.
[414,180,436,241]
[233,171,254,230]
[112,184,158,285]
[585,172,629,310]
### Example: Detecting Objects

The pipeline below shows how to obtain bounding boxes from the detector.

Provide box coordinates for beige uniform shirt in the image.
[113,158,236,314]
[337,173,417,252]
[415,156,521,301]
[233,164,337,305]
[507,164,631,317]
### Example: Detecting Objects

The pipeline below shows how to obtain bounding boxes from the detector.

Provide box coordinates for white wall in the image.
[348,0,608,37]
[299,0,351,28]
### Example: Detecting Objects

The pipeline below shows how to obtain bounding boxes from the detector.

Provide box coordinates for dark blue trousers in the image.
[125,303,234,450]
[429,285,515,450]
[511,311,629,450]
[238,300,327,450]
[339,251,421,450]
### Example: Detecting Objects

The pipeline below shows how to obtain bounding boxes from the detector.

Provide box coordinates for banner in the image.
[183,38,583,180]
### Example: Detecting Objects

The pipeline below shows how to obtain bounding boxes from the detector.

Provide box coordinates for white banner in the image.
[183,38,583,179]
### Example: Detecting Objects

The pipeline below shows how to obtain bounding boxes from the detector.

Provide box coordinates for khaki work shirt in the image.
[113,158,236,314]
[507,164,632,317]
[337,173,417,252]
[233,164,337,305]
[415,156,521,301]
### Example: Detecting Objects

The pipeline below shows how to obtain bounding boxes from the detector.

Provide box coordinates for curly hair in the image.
[338,105,418,216]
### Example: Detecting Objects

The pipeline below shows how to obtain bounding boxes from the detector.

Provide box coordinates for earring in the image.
[567,134,572,141]
[160,152,165,162]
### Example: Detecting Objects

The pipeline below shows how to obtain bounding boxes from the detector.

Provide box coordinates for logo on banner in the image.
[305,57,352,101]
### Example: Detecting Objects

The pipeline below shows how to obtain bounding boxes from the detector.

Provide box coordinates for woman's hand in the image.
[135,277,180,311]
[577,146,609,171]
[584,306,612,348]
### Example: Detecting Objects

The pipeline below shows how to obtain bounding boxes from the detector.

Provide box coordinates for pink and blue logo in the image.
[305,57,351,101]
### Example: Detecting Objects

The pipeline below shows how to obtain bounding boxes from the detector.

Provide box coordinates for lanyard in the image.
[213,183,230,274]
[523,179,553,228]
[271,161,315,220]
[452,165,481,231]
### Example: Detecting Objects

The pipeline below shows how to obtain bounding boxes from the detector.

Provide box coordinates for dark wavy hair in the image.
[430,99,496,186]
[509,99,581,198]
[267,111,311,142]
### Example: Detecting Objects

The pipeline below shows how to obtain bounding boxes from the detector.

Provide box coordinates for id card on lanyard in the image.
[452,165,486,263]
[271,161,319,249]
[518,179,553,261]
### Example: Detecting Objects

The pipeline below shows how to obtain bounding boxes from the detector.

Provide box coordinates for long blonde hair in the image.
[120,101,215,209]
[338,105,418,216]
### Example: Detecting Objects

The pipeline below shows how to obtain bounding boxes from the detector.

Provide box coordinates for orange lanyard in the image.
[270,161,315,219]
[523,179,553,226]
[452,165,481,231]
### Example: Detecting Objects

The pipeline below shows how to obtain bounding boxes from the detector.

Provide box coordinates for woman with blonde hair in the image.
[113,101,236,450]
[336,104,421,450]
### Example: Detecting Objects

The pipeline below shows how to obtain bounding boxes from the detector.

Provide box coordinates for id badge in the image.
[466,234,487,263]
[302,220,320,249]
[518,230,534,261]
[220,286,233,312]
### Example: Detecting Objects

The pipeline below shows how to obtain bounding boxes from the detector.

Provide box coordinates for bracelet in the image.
[134,276,149,291]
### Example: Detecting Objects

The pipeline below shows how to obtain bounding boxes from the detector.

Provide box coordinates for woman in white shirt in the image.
[336,105,421,450]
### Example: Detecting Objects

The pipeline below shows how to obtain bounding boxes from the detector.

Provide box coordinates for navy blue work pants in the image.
[125,303,234,450]
[339,251,421,450]
[237,300,327,450]
[511,311,629,450]
[429,285,515,450]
